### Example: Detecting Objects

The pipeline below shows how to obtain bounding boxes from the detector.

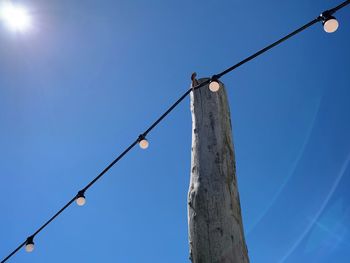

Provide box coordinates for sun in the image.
[0,2,32,32]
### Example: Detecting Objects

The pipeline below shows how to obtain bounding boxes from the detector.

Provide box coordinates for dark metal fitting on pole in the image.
[191,72,198,90]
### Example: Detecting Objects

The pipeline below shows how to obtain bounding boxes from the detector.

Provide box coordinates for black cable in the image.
[82,140,139,192]
[216,18,320,79]
[144,80,210,136]
[329,0,350,14]
[1,1,349,262]
[213,1,350,79]
[0,241,26,263]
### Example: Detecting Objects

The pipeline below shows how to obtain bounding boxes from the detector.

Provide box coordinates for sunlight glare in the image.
[0,2,32,32]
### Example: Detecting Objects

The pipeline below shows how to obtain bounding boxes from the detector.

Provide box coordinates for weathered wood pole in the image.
[188,78,249,263]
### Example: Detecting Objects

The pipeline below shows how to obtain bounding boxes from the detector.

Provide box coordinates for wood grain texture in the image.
[188,78,249,263]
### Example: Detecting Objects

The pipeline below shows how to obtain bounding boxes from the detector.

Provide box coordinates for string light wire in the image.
[1,1,349,262]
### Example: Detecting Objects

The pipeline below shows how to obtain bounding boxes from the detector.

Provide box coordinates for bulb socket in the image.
[320,12,339,33]
[25,236,34,253]
[138,135,149,149]
[76,191,86,206]
[209,76,220,92]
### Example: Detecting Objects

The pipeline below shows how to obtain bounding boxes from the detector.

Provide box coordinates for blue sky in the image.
[0,0,349,262]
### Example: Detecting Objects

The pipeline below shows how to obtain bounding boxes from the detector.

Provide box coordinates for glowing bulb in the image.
[76,196,86,206]
[25,238,34,253]
[76,191,86,206]
[25,243,34,252]
[0,2,31,32]
[323,17,339,33]
[209,80,220,92]
[139,138,149,149]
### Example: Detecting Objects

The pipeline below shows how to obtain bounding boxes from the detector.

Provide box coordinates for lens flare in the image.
[0,2,32,32]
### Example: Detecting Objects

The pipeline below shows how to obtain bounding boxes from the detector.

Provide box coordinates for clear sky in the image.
[0,0,349,262]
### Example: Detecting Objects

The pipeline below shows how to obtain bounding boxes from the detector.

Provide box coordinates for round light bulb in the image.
[139,139,149,149]
[25,243,34,253]
[323,18,339,33]
[76,196,86,206]
[209,81,220,92]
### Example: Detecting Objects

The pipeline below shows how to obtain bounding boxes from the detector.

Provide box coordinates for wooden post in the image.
[188,78,249,263]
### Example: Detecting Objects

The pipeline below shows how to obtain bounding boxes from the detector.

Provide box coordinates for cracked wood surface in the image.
[188,78,249,263]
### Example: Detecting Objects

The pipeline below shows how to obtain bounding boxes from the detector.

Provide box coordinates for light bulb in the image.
[25,237,34,253]
[139,138,149,149]
[76,191,86,206]
[25,243,34,252]
[209,80,220,92]
[323,16,339,33]
[76,196,86,206]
